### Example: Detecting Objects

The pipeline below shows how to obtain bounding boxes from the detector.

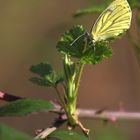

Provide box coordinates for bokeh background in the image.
[0,0,140,140]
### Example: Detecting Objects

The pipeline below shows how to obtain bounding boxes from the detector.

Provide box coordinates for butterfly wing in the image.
[91,0,132,42]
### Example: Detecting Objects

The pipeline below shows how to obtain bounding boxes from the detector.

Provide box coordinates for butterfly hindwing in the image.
[91,0,132,42]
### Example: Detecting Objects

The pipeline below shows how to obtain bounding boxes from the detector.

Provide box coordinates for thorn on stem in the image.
[95,108,106,114]
[77,121,90,136]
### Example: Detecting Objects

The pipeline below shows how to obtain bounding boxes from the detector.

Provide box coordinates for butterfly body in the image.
[91,0,132,42]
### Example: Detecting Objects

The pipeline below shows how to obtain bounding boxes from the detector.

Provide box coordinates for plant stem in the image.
[75,64,84,97]
[51,103,140,121]
[75,35,88,97]
[77,109,140,120]
[35,117,66,139]
[54,86,65,107]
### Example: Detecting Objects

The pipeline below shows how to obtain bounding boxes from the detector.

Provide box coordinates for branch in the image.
[35,127,57,139]
[35,105,140,139]
[1,91,140,121]
[35,117,66,139]
[1,92,140,138]
[52,103,140,121]
[77,109,140,121]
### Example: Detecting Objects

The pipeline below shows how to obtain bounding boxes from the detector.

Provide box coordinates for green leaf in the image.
[31,71,64,87]
[56,25,86,58]
[30,63,64,87]
[73,0,113,17]
[74,0,139,17]
[57,25,112,65]
[0,124,33,140]
[0,99,53,116]
[81,41,112,64]
[74,5,106,17]
[30,63,53,77]
[48,130,88,140]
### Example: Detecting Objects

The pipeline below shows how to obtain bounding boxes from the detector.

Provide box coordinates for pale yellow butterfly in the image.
[91,0,132,42]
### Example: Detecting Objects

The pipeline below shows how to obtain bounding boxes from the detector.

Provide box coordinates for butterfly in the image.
[91,0,132,42]
[70,0,132,47]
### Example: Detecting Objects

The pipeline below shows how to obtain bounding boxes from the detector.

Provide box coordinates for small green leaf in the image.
[30,77,51,86]
[56,25,86,58]
[30,63,64,87]
[31,72,64,87]
[48,130,88,140]
[73,0,113,18]
[0,99,53,116]
[30,63,53,77]
[0,124,33,140]
[57,25,112,64]
[74,0,138,17]
[74,5,105,17]
[81,41,112,64]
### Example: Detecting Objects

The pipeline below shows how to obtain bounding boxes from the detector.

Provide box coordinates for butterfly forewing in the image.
[91,0,132,42]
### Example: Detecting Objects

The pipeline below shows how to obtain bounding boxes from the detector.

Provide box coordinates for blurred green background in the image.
[0,0,140,140]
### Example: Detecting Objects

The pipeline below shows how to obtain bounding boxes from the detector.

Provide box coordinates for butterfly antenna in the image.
[70,32,88,46]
